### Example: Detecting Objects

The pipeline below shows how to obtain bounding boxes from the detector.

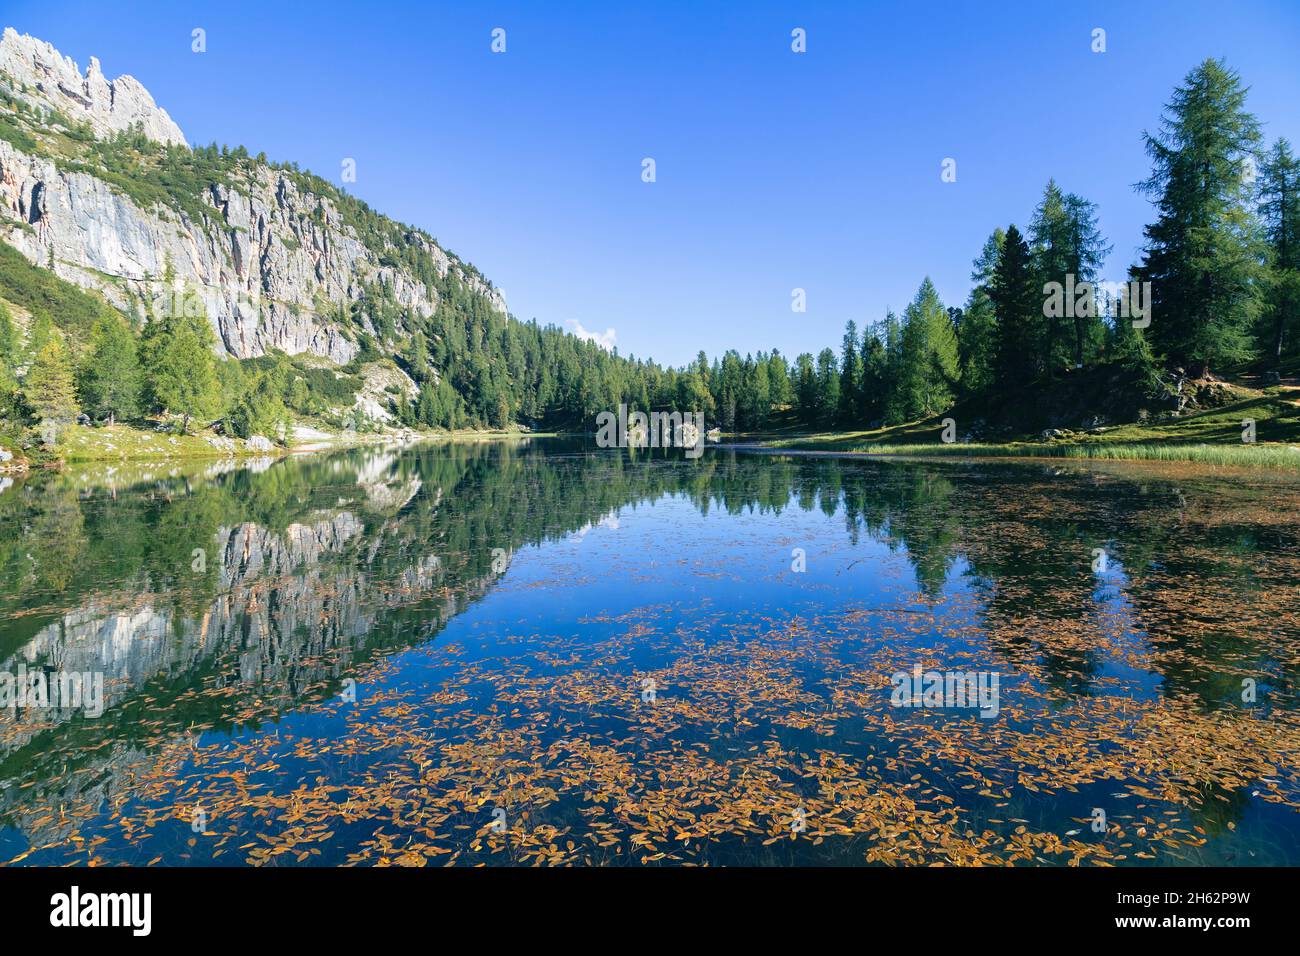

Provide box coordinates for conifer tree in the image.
[959,229,1003,399]
[991,225,1042,386]
[22,333,80,441]
[1259,138,1300,363]
[144,312,221,433]
[79,312,141,424]
[893,278,958,420]
[1135,58,1263,375]
[0,301,18,395]
[1031,181,1109,372]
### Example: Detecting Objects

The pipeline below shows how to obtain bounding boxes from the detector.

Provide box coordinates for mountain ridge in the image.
[0,27,509,367]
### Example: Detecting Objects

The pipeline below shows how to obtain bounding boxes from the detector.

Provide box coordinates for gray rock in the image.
[0,32,509,368]
[0,29,186,146]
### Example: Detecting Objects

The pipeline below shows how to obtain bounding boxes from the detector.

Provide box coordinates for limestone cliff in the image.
[0,28,507,364]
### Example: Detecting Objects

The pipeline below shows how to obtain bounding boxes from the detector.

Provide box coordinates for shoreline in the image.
[1,426,559,473]
[724,438,1300,472]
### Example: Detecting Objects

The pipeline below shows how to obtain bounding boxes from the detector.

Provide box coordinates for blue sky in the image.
[8,0,1300,366]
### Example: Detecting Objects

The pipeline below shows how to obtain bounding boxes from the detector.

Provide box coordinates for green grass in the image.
[783,441,1300,470]
[57,422,557,463]
[759,384,1300,469]
[0,240,124,346]
[57,424,273,462]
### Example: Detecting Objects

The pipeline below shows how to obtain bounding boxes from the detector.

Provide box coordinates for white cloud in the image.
[566,320,617,351]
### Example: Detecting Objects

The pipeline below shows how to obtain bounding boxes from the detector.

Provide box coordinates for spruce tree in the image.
[815,348,840,426]
[1031,182,1109,372]
[144,313,221,433]
[838,321,861,425]
[894,278,958,420]
[960,229,1004,399]
[0,301,18,394]
[991,225,1042,387]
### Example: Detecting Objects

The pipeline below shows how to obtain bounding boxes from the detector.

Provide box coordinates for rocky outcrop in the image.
[0,30,507,364]
[0,28,185,146]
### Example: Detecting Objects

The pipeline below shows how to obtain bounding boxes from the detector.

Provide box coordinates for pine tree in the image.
[1030,181,1072,372]
[860,325,888,422]
[1136,58,1263,376]
[229,372,290,440]
[1259,138,1300,363]
[79,312,141,424]
[1031,182,1109,372]
[766,350,792,408]
[793,352,816,425]
[0,301,18,394]
[815,348,840,426]
[838,321,862,425]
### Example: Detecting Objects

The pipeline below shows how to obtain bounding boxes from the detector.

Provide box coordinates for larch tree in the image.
[1135,58,1263,376]
[22,333,80,442]
[1258,138,1300,363]
[79,311,141,425]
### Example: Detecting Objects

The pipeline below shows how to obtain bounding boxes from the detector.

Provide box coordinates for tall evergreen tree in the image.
[1258,138,1300,363]
[1135,58,1263,375]
[860,325,888,422]
[1031,181,1110,371]
[0,301,18,395]
[892,278,958,420]
[839,320,862,425]
[144,312,222,433]
[814,348,840,426]
[793,352,817,424]
[79,312,141,424]
[991,225,1042,386]
[22,334,80,441]
[959,228,1003,399]
[766,350,792,408]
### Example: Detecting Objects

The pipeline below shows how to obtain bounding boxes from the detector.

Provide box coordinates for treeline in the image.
[0,241,358,446]
[700,59,1299,432]
[400,57,1298,434]
[3,58,1297,445]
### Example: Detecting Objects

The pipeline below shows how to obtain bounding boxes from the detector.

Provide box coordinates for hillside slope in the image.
[0,28,504,365]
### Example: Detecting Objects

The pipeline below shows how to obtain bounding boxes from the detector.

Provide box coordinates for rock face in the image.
[0,28,185,146]
[0,30,507,363]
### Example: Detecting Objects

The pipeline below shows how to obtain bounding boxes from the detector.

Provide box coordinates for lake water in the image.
[1,439,1297,866]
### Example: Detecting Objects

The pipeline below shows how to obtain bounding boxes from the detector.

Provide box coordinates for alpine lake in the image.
[1,438,1297,867]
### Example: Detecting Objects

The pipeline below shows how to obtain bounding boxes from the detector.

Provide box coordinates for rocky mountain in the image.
[0,28,184,146]
[0,27,507,365]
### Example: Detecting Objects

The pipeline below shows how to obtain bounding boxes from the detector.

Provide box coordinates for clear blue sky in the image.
[8,1,1300,366]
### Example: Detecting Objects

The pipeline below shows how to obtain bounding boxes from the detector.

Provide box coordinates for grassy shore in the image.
[752,439,1300,470]
[55,423,270,462]
[7,422,557,466]
[755,383,1300,469]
